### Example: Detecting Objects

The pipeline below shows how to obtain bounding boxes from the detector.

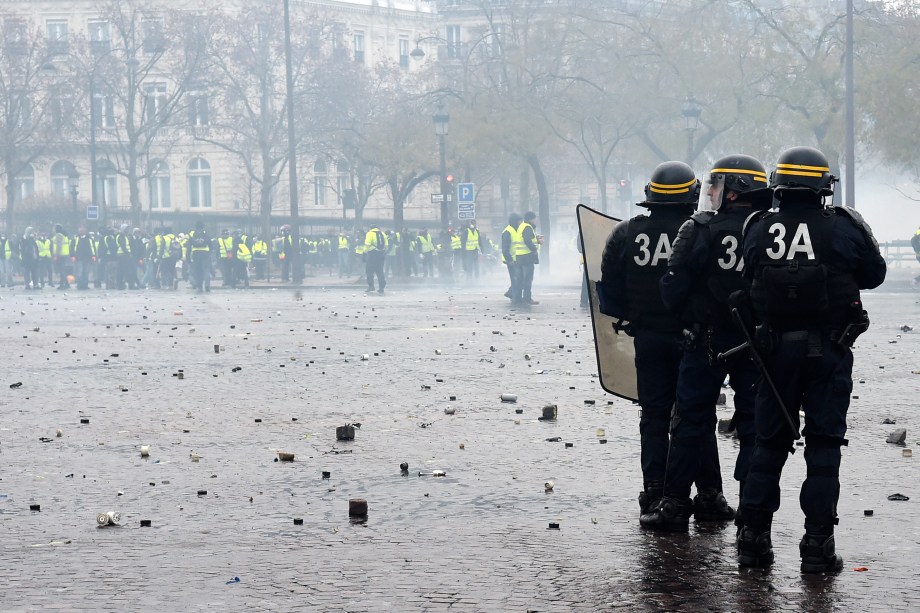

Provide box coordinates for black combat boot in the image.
[638,483,663,515]
[693,489,736,521]
[736,509,774,568]
[640,496,692,532]
[800,533,843,574]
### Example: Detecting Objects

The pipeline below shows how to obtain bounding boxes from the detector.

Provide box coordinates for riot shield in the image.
[577,204,638,401]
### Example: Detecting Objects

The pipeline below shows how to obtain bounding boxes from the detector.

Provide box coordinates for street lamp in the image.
[682,95,702,164]
[283,0,302,283]
[433,102,450,232]
[68,169,80,230]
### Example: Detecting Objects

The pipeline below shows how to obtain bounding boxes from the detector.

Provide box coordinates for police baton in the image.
[717,307,801,441]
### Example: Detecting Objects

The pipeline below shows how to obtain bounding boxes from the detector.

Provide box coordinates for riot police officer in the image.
[599,161,722,518]
[643,155,771,532]
[736,146,886,572]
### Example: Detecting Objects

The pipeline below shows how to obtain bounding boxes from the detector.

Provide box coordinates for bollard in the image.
[336,425,355,441]
[349,498,368,518]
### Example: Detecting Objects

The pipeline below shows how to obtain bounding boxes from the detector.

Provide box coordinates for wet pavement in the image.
[0,277,918,611]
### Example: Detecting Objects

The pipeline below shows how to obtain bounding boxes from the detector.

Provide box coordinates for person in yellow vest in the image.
[461,220,482,281]
[417,229,435,279]
[385,230,400,277]
[450,227,462,281]
[0,231,14,287]
[36,231,53,288]
[277,226,294,282]
[234,229,251,287]
[336,232,350,278]
[187,222,211,292]
[251,235,268,280]
[70,226,96,290]
[51,224,72,289]
[364,226,388,294]
[501,213,522,302]
[512,211,540,305]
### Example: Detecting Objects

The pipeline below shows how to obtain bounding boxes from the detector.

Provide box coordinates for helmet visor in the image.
[707,173,725,211]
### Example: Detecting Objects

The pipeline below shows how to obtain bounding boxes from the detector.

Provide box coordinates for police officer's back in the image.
[737,146,886,573]
[644,155,772,532]
[598,161,699,518]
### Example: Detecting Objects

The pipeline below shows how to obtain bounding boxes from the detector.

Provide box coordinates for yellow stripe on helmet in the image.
[650,186,690,194]
[775,169,824,178]
[649,178,697,191]
[710,168,767,179]
[776,163,829,172]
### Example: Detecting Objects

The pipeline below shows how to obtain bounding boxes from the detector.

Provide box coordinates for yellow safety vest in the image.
[72,235,96,257]
[252,240,267,256]
[502,225,518,263]
[237,242,252,262]
[418,234,434,254]
[465,228,479,251]
[338,236,348,250]
[37,239,52,258]
[1,239,10,260]
[510,224,529,257]
[364,228,387,252]
[451,235,462,251]
[53,233,71,257]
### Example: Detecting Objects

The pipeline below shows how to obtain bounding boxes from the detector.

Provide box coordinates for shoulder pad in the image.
[742,209,769,237]
[691,210,716,225]
[834,205,879,249]
[668,218,699,269]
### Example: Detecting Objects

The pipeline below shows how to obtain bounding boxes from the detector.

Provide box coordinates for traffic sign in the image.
[431,194,445,203]
[458,182,474,203]
[457,202,475,220]
[86,206,99,220]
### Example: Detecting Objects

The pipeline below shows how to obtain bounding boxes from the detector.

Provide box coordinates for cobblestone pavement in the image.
[0,277,918,611]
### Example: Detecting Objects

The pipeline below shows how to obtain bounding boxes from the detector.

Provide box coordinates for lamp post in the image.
[844,0,855,208]
[68,170,80,230]
[433,102,450,233]
[282,0,302,283]
[682,95,702,164]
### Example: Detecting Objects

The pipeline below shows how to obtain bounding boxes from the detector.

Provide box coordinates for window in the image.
[142,19,165,54]
[353,32,365,64]
[313,160,327,207]
[399,37,409,68]
[12,165,34,204]
[51,160,77,198]
[187,157,211,208]
[336,160,349,206]
[188,92,209,127]
[96,160,118,208]
[446,25,461,59]
[93,92,116,129]
[46,20,69,54]
[89,20,110,54]
[148,160,170,209]
[3,19,27,55]
[144,83,167,123]
[491,24,504,57]
[50,87,74,129]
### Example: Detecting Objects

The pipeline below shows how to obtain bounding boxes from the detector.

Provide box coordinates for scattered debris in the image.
[887,493,909,501]
[96,511,121,526]
[349,498,368,517]
[500,393,518,403]
[544,480,555,492]
[277,452,295,462]
[886,429,907,445]
[336,425,355,441]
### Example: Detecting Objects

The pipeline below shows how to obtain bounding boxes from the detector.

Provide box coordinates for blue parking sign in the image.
[458,183,474,203]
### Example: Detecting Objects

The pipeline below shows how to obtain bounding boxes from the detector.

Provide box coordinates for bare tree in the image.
[0,18,60,231]
[93,0,213,227]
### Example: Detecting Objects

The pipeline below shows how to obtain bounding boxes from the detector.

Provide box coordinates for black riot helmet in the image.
[708,154,771,210]
[640,161,701,208]
[769,146,836,197]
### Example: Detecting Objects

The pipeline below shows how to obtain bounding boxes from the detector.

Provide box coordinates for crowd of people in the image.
[596,147,887,574]
[0,219,511,293]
